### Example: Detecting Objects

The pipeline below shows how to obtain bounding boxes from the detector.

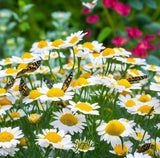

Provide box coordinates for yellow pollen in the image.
[125,100,136,107]
[5,68,18,74]
[82,42,94,51]
[102,48,115,57]
[129,69,140,75]
[43,70,48,74]
[157,82,160,84]
[10,112,20,119]
[92,52,100,57]
[51,39,65,47]
[4,57,11,63]
[148,65,156,70]
[17,63,28,70]
[0,105,2,109]
[156,75,160,80]
[0,99,12,105]
[126,58,136,63]
[40,67,44,70]
[88,63,93,67]
[2,78,7,83]
[69,36,78,44]
[138,95,152,102]
[20,138,30,146]
[21,52,34,59]
[29,90,43,99]
[74,47,80,54]
[13,85,19,91]
[60,113,79,126]
[120,91,131,96]
[29,113,41,124]
[80,72,91,78]
[0,131,14,142]
[77,141,90,150]
[44,132,62,143]
[44,55,49,59]
[52,53,56,56]
[47,88,64,97]
[67,62,73,67]
[74,77,89,87]
[74,103,93,112]
[57,69,65,74]
[114,144,128,155]
[137,105,154,114]
[0,88,6,95]
[117,79,132,88]
[105,120,126,136]
[136,132,143,139]
[37,40,48,48]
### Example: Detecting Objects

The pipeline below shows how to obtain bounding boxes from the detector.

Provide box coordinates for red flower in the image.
[85,29,91,39]
[86,14,99,23]
[157,30,160,36]
[115,2,131,16]
[147,43,155,51]
[143,35,155,41]
[132,47,147,58]
[125,27,142,38]
[81,8,91,15]
[112,36,130,46]
[102,0,117,9]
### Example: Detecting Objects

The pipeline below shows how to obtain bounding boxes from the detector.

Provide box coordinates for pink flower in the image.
[81,8,91,15]
[86,14,99,23]
[137,41,148,49]
[147,43,155,51]
[157,30,160,36]
[143,35,155,41]
[85,29,91,39]
[157,42,160,52]
[102,0,117,9]
[111,36,130,46]
[115,2,131,16]
[132,47,147,58]
[125,27,142,38]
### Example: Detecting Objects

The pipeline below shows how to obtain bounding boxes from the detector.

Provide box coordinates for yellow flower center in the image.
[120,91,130,96]
[138,95,152,102]
[52,53,57,56]
[47,88,64,97]
[114,144,128,155]
[136,132,143,139]
[105,120,126,136]
[4,57,11,63]
[82,42,94,51]
[0,98,12,105]
[126,58,136,63]
[0,131,14,142]
[37,40,48,48]
[74,103,93,112]
[137,105,154,114]
[102,48,116,57]
[148,65,156,70]
[57,69,66,74]
[76,140,90,150]
[2,78,7,83]
[125,100,136,107]
[73,77,89,87]
[67,62,73,67]
[60,113,79,126]
[88,63,93,67]
[0,105,2,109]
[44,132,62,143]
[74,47,80,54]
[0,88,6,95]
[117,79,132,88]
[69,36,78,44]
[17,63,28,70]
[5,68,18,74]
[29,90,43,99]
[80,72,91,78]
[44,55,49,59]
[92,52,100,57]
[29,113,41,124]
[129,69,140,75]
[10,112,20,119]
[51,39,65,47]
[20,138,30,146]
[13,85,19,91]
[21,52,34,59]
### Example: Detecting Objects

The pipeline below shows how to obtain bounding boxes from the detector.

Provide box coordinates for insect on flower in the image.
[126,75,148,83]
[4,77,15,90]
[137,143,151,153]
[61,71,73,92]
[19,78,29,97]
[43,77,53,89]
[82,0,98,9]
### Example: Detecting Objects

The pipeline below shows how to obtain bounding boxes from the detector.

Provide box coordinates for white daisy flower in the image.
[96,118,134,147]
[0,88,11,97]
[154,75,160,82]
[0,127,24,148]
[49,39,70,50]
[127,68,144,76]
[125,152,152,158]
[0,147,19,157]
[69,101,100,115]
[71,46,90,58]
[50,108,86,135]
[101,48,119,58]
[65,31,87,46]
[40,51,58,61]
[0,56,21,66]
[0,68,18,78]
[28,113,41,124]
[113,47,131,57]
[150,82,160,92]
[36,129,73,150]
[142,64,160,72]
[109,141,133,156]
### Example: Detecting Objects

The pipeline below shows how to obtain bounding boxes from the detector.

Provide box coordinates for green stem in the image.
[72,48,76,71]
[77,57,81,78]
[57,50,63,70]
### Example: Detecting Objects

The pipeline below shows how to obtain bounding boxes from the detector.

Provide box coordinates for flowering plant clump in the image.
[0,29,160,158]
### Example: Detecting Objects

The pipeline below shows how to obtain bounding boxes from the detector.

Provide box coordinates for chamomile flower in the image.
[0,68,18,78]
[150,82,160,92]
[96,118,134,146]
[0,88,11,97]
[0,147,19,157]
[36,129,73,150]
[113,47,131,57]
[28,113,41,124]
[154,75,160,82]
[71,46,90,58]
[49,39,70,49]
[50,108,86,135]
[66,31,87,46]
[0,127,24,148]
[0,56,21,66]
[30,40,50,54]
[125,152,152,158]
[142,64,160,72]
[68,101,100,115]
[40,51,58,61]
[109,141,133,156]
[0,104,12,116]
[73,137,95,153]
[127,68,144,76]
[101,48,119,58]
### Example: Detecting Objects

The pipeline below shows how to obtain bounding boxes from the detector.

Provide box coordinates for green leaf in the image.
[97,27,111,43]
[128,0,143,10]
[144,23,160,32]
[134,14,151,25]
[22,4,34,13]
[147,55,160,65]
[7,22,16,30]
[143,0,157,9]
